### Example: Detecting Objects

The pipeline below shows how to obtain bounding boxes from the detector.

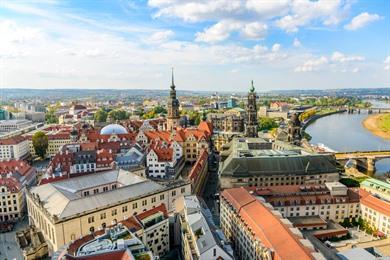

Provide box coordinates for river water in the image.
[306,100,390,175]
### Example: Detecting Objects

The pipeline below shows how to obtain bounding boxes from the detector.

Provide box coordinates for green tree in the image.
[94,108,108,122]
[45,108,58,124]
[108,109,128,121]
[258,117,278,131]
[32,131,48,159]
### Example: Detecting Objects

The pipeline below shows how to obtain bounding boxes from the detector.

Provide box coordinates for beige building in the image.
[360,189,390,236]
[175,195,233,260]
[220,187,324,260]
[26,168,191,251]
[252,182,360,223]
[0,136,30,160]
[0,160,36,223]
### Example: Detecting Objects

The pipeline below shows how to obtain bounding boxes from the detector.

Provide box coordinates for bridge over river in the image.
[334,150,390,173]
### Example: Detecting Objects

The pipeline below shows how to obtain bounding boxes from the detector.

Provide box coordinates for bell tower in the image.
[167,68,180,131]
[245,80,258,137]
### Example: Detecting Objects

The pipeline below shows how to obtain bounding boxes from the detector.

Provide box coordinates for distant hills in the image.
[0,87,389,100]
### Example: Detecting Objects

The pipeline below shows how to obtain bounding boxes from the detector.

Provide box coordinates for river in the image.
[306,100,390,176]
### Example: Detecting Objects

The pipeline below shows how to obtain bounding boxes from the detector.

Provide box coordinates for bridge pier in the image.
[366,157,375,173]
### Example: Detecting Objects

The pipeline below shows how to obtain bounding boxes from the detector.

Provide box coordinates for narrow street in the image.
[201,152,220,226]
[0,217,28,260]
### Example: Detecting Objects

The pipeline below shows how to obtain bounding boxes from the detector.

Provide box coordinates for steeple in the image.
[250,80,255,93]
[171,67,175,90]
[167,68,180,131]
[245,80,258,137]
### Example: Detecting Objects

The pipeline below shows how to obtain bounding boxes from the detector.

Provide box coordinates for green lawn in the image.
[378,114,390,133]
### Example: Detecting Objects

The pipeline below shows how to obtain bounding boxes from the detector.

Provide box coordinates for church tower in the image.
[167,68,180,131]
[287,113,302,145]
[245,80,258,137]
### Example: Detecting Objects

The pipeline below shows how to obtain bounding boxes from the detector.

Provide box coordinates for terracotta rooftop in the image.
[188,149,208,183]
[360,188,390,216]
[222,187,316,260]
[0,135,26,145]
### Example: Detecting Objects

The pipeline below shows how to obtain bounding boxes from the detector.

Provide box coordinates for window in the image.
[88,216,94,223]
[142,200,147,206]
[151,197,156,203]
[160,194,165,200]
[172,190,176,196]
[122,206,128,213]
[181,187,186,194]
[100,213,106,220]
[112,209,117,216]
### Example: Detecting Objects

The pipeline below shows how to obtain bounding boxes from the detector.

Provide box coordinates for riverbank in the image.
[362,114,390,140]
[302,109,346,130]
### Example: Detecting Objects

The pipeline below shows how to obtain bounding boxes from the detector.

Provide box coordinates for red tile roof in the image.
[0,160,34,176]
[149,140,174,162]
[222,188,315,260]
[188,149,208,183]
[136,203,168,221]
[0,135,26,145]
[360,188,390,216]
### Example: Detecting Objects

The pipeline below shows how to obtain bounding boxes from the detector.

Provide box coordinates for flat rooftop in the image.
[288,216,327,227]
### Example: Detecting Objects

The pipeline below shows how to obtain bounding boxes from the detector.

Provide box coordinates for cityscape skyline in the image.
[1,0,389,91]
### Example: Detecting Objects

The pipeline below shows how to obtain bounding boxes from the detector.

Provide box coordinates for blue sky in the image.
[0,0,389,91]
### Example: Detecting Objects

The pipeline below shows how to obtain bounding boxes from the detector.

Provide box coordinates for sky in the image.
[0,0,389,91]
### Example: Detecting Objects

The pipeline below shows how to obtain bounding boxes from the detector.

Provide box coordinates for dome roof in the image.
[100,124,128,135]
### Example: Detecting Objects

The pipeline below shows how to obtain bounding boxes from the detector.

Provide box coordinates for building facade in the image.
[175,195,233,260]
[218,137,340,190]
[220,187,324,260]
[0,160,36,222]
[0,136,30,160]
[26,169,191,251]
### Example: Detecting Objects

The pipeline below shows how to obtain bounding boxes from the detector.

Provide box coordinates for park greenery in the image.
[143,106,167,119]
[94,108,108,122]
[45,107,58,124]
[339,178,361,187]
[108,109,129,121]
[258,117,278,131]
[32,131,48,159]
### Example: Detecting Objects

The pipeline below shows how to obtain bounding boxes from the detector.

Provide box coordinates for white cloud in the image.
[147,30,175,43]
[271,43,281,52]
[331,51,364,63]
[245,0,290,18]
[293,37,301,47]
[241,22,267,40]
[150,0,354,41]
[195,20,240,43]
[295,51,365,73]
[384,56,390,70]
[295,56,328,72]
[344,12,381,30]
[276,0,349,33]
[352,67,359,73]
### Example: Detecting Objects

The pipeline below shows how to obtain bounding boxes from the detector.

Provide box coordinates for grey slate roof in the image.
[30,169,166,220]
[220,153,339,177]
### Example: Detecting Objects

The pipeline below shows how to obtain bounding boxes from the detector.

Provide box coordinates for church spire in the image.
[250,80,255,93]
[171,67,175,90]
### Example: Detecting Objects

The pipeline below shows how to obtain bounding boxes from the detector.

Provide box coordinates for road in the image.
[201,152,220,226]
[0,218,27,260]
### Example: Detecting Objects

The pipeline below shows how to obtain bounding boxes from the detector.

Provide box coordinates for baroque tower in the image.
[245,80,258,137]
[287,113,302,145]
[167,68,180,131]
